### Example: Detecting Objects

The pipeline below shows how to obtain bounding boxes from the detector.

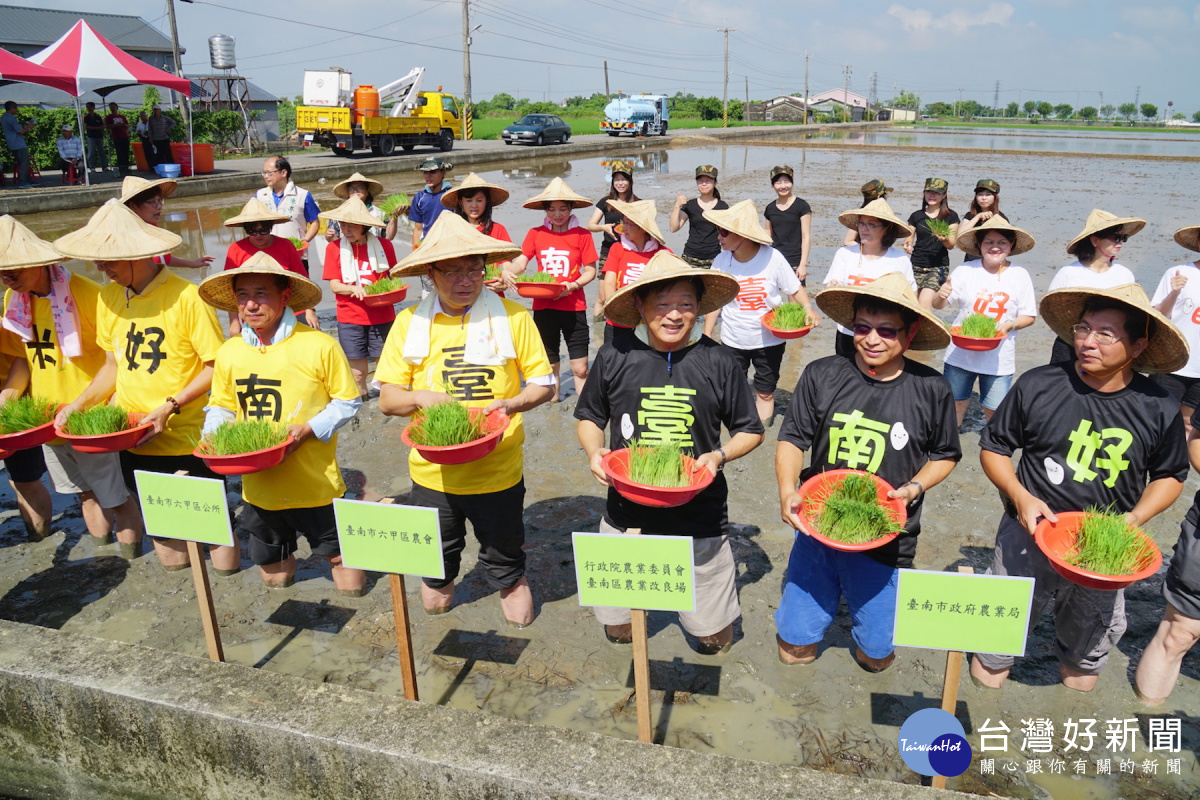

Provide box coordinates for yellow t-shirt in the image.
[374,298,552,494]
[0,273,108,404]
[96,269,225,456]
[209,324,359,510]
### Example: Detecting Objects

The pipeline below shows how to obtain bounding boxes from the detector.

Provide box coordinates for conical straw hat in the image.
[702,199,772,246]
[54,199,181,261]
[391,212,521,277]
[198,252,322,313]
[119,175,177,204]
[836,198,915,236]
[815,272,950,351]
[319,196,386,228]
[1066,209,1146,255]
[440,172,510,210]
[956,215,1036,258]
[521,177,592,210]
[1173,225,1200,254]
[604,251,740,328]
[223,197,290,228]
[0,215,62,270]
[1039,284,1187,374]
[607,199,665,245]
[333,171,384,200]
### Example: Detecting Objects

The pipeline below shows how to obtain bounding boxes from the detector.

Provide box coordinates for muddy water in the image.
[3,139,1199,798]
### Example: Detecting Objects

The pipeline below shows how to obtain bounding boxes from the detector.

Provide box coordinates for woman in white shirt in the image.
[1047,208,1146,363]
[1151,224,1200,434]
[824,198,916,356]
[933,216,1037,427]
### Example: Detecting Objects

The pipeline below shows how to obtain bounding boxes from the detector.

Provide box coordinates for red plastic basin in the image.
[794,468,907,552]
[1033,511,1162,590]
[514,281,564,300]
[761,310,813,340]
[600,448,715,508]
[363,284,409,307]
[0,414,60,451]
[949,326,1004,351]
[57,413,152,454]
[401,408,510,465]
[195,435,295,476]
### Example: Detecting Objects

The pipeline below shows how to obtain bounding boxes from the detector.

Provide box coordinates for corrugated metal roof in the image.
[0,4,175,53]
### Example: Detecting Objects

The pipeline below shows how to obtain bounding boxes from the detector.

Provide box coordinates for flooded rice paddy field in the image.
[4,137,1200,797]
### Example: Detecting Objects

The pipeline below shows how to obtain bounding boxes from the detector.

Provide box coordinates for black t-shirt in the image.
[778,354,962,568]
[574,335,763,537]
[763,197,812,267]
[83,112,104,140]
[681,198,729,260]
[980,363,1188,515]
[595,197,622,259]
[908,208,961,269]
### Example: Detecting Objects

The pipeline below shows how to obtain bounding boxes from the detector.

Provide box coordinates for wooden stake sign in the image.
[334,497,444,702]
[134,469,233,662]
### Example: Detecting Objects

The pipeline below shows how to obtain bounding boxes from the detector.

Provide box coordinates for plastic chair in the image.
[11,160,41,186]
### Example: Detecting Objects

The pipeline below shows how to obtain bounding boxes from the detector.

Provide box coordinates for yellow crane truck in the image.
[296,67,461,156]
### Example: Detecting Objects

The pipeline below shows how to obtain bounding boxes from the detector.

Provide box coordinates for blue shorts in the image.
[775,529,899,659]
[942,362,1013,410]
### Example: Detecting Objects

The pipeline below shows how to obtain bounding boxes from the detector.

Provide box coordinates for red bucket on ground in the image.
[600,448,714,508]
[195,436,294,476]
[949,326,1004,351]
[169,143,215,176]
[56,413,152,454]
[401,408,510,465]
[363,285,409,307]
[761,309,813,340]
[1033,511,1162,591]
[794,468,907,552]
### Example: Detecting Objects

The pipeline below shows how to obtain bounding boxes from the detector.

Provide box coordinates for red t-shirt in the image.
[322,238,398,325]
[483,222,512,242]
[519,226,597,312]
[602,242,672,328]
[224,237,307,276]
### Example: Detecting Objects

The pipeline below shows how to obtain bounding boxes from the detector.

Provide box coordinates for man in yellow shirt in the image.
[54,200,236,574]
[0,217,55,541]
[0,217,143,556]
[377,213,555,626]
[198,253,365,594]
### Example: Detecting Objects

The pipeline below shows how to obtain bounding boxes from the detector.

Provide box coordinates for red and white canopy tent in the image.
[0,47,76,95]
[25,20,194,186]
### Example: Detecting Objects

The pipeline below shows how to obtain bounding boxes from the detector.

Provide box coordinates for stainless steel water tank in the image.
[208,35,236,71]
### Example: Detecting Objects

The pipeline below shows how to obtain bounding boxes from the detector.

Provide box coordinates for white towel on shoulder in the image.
[339,234,389,285]
[402,290,516,367]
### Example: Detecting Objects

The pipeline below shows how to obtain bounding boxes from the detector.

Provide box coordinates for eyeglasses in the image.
[1101,233,1129,243]
[716,227,731,236]
[856,220,883,230]
[137,196,165,208]
[261,169,281,177]
[852,323,902,340]
[433,267,486,282]
[1071,323,1123,345]
[244,223,273,234]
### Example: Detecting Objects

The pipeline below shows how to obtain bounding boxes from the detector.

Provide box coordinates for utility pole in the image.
[546,66,550,104]
[842,64,851,123]
[604,60,610,101]
[868,72,876,119]
[744,74,749,125]
[1135,85,1140,108]
[957,88,963,119]
[803,51,809,124]
[993,80,1000,114]
[166,0,190,127]
[461,0,475,140]
[1099,91,1104,118]
[719,23,733,127]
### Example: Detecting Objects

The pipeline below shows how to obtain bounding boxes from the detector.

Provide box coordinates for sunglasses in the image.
[244,223,273,235]
[716,227,731,236]
[852,323,903,340]
[1102,233,1129,243]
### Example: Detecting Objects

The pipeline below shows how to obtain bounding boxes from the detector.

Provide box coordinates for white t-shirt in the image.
[1047,261,1135,292]
[942,260,1038,376]
[712,244,801,349]
[822,246,916,335]
[1151,263,1200,378]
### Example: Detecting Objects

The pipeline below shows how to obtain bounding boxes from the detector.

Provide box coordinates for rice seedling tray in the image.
[0,402,62,451]
[600,448,714,508]
[795,468,907,552]
[362,282,409,307]
[1033,511,1162,590]
[195,437,294,476]
[57,412,152,454]
[761,309,813,340]
[401,407,510,465]
[949,326,1005,351]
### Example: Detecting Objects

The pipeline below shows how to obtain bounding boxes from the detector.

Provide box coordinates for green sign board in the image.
[333,499,444,579]
[572,532,695,612]
[894,569,1034,656]
[134,470,234,547]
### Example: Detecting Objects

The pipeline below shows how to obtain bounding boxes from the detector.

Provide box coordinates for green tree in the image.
[1100,104,1115,119]
[1054,103,1073,119]
[1140,103,1158,121]
[490,92,516,111]
[1023,100,1036,116]
[1118,102,1137,121]
[1078,106,1098,123]
[886,90,919,109]
[1193,110,1200,123]
[1036,101,1053,118]
[1005,101,1019,117]
[1174,112,1186,120]
[923,101,953,116]
[277,97,296,138]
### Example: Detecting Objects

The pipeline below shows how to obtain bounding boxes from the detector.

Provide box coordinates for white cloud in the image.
[887,3,1015,34]
[1118,5,1193,31]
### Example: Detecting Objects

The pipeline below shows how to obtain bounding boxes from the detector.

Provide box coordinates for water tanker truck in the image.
[600,94,670,137]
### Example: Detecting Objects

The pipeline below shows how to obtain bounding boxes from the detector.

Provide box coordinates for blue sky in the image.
[28,1,1200,114]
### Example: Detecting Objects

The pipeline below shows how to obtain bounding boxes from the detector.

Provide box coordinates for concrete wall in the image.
[0,620,960,800]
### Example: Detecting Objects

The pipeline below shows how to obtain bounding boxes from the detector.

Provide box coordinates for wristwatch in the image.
[901,480,924,502]
[716,447,727,470]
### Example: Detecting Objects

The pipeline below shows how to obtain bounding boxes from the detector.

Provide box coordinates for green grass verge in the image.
[907,120,1200,135]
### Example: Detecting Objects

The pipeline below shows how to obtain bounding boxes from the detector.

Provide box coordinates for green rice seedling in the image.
[0,396,57,435]
[484,264,504,282]
[409,400,486,446]
[770,303,810,330]
[287,236,305,250]
[376,193,411,218]
[197,420,290,456]
[1067,507,1157,576]
[517,271,559,284]
[925,218,953,238]
[960,312,999,338]
[811,472,904,545]
[64,405,131,436]
[364,276,404,295]
[627,439,689,489]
